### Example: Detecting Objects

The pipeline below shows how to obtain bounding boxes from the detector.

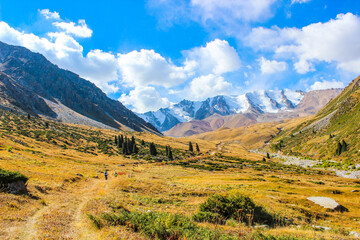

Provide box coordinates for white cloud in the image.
[184,39,241,75]
[119,86,170,113]
[0,21,118,93]
[53,20,92,38]
[245,26,298,51]
[189,74,232,100]
[148,0,278,35]
[39,9,60,20]
[258,57,287,74]
[117,49,188,88]
[309,80,344,91]
[190,0,277,23]
[291,0,311,4]
[294,59,315,74]
[246,13,360,74]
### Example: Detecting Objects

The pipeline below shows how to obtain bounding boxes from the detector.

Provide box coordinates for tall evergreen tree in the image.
[189,141,193,152]
[27,113,31,120]
[341,140,348,153]
[150,142,157,156]
[122,142,127,155]
[165,145,169,157]
[196,143,200,152]
[131,136,136,145]
[336,142,342,155]
[132,143,138,154]
[141,140,145,146]
[128,139,133,154]
[168,147,173,160]
[115,136,118,145]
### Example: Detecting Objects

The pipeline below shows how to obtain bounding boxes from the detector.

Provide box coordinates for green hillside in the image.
[270,75,360,162]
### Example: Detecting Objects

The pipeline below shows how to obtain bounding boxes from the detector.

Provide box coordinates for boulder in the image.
[349,231,359,238]
[6,181,28,194]
[307,197,347,212]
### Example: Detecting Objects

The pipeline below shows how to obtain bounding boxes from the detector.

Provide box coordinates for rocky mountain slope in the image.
[163,89,342,137]
[139,89,341,133]
[270,75,360,161]
[0,41,160,133]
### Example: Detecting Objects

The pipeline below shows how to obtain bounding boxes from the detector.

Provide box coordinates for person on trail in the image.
[114,171,118,177]
[104,170,108,180]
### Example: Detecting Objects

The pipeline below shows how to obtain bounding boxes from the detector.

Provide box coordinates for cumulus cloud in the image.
[0,21,118,93]
[189,74,232,100]
[117,49,188,88]
[0,9,245,112]
[246,13,360,74]
[119,86,170,113]
[309,80,344,91]
[39,9,60,20]
[294,59,315,74]
[258,57,287,74]
[148,0,278,35]
[184,39,241,75]
[291,0,311,4]
[191,0,277,23]
[53,20,92,38]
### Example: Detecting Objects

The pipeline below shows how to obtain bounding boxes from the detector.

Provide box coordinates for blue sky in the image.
[0,0,359,112]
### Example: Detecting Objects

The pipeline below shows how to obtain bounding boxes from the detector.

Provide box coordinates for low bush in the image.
[0,168,28,184]
[89,210,236,240]
[192,211,224,224]
[194,193,276,226]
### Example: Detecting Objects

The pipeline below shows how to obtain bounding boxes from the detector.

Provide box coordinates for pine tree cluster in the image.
[114,135,138,155]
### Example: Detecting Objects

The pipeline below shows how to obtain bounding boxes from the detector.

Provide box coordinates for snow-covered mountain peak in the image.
[137,89,305,132]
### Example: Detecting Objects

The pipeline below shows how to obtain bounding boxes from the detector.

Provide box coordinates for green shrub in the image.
[192,211,224,224]
[96,210,236,240]
[196,193,275,225]
[0,168,29,184]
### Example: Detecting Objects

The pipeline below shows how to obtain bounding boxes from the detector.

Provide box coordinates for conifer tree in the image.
[189,141,193,152]
[122,142,127,155]
[168,147,173,160]
[131,136,136,145]
[27,114,31,120]
[341,140,348,153]
[132,143,138,154]
[141,140,145,146]
[165,145,169,157]
[149,142,157,156]
[266,153,270,159]
[115,136,118,145]
[128,139,133,154]
[336,142,342,155]
[196,143,200,152]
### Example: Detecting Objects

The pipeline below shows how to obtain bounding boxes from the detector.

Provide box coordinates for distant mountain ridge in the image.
[138,90,307,132]
[0,41,160,134]
[164,89,342,137]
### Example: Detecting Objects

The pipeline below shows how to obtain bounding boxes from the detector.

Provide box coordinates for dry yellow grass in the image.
[0,114,359,239]
[191,117,312,150]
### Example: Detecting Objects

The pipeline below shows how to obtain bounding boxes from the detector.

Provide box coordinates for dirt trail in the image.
[13,177,111,240]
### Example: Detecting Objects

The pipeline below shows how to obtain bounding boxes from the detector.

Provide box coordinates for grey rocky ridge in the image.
[0,41,160,134]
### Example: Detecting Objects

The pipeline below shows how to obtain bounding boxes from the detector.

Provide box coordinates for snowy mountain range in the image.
[137,90,305,132]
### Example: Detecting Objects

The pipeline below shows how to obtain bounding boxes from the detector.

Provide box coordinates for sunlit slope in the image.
[191,117,310,149]
[270,75,360,161]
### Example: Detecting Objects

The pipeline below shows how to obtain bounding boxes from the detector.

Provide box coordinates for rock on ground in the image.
[307,197,347,212]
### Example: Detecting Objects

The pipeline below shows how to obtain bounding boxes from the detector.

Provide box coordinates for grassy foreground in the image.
[0,110,359,239]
